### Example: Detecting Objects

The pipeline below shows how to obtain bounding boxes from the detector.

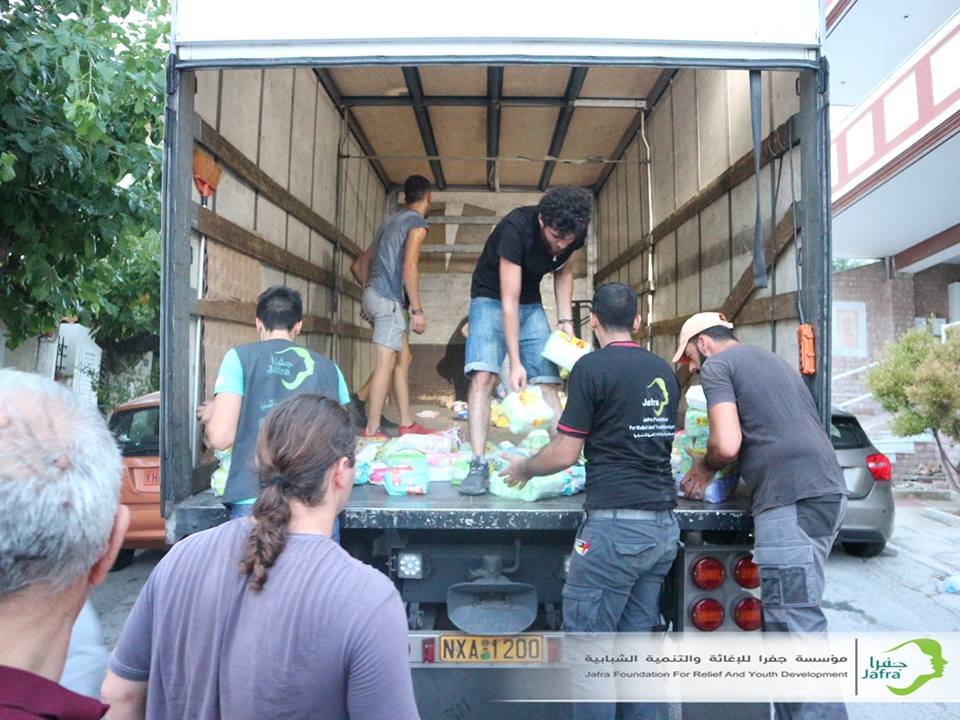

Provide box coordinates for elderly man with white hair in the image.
[0,369,129,720]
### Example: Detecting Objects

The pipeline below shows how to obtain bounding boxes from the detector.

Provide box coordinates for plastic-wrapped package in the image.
[375,428,462,459]
[381,450,429,495]
[210,448,232,497]
[520,429,551,452]
[489,464,586,502]
[502,387,554,434]
[673,389,739,503]
[541,330,592,371]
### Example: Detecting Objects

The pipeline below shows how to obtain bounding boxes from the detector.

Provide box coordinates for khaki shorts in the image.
[362,286,406,351]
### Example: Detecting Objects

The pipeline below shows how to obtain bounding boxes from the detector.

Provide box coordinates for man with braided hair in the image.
[103,395,419,720]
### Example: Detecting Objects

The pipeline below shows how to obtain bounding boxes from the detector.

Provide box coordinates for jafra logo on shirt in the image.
[642,377,670,417]
[862,638,949,696]
[267,347,316,390]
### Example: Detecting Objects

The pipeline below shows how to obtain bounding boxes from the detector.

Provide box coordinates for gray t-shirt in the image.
[699,344,846,514]
[368,210,428,303]
[109,519,420,720]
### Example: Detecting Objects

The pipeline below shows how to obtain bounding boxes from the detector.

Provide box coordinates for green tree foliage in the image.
[867,328,960,492]
[0,0,167,349]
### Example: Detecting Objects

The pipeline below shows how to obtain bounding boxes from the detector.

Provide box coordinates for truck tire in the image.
[842,541,886,558]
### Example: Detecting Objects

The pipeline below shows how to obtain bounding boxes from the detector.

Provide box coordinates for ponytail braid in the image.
[236,395,356,592]
[239,482,292,592]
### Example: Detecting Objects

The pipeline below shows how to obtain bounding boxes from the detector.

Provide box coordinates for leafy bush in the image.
[867,327,960,492]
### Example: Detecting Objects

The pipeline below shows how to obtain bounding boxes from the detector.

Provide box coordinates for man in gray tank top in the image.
[675,312,848,720]
[199,286,351,518]
[350,175,433,437]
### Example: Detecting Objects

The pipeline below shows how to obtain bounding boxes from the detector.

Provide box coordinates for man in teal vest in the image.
[200,286,350,522]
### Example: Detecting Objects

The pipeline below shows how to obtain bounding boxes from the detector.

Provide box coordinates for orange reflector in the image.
[422,637,436,663]
[691,557,726,590]
[734,597,763,631]
[690,598,725,631]
[733,554,761,589]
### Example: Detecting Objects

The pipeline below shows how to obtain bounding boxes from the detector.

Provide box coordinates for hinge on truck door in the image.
[818,57,830,97]
[165,53,178,96]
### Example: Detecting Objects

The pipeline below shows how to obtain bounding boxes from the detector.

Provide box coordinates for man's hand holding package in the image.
[503,455,532,489]
[680,447,714,500]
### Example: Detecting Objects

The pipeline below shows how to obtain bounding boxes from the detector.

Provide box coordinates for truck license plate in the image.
[439,635,544,663]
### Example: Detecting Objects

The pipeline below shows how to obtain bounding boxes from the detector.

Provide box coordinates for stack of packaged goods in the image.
[672,386,739,503]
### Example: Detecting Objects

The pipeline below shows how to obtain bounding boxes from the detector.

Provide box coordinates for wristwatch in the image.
[410,308,424,316]
[557,318,573,325]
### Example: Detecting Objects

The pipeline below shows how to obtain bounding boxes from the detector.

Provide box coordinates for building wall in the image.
[913,264,960,320]
[831,260,960,482]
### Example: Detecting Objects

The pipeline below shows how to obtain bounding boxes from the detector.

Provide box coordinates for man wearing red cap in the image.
[674,313,847,720]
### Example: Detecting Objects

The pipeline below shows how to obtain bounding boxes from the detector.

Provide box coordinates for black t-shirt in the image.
[558,341,680,510]
[470,206,585,304]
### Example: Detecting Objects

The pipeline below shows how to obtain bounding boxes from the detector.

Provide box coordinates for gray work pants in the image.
[563,509,679,720]
[753,494,849,720]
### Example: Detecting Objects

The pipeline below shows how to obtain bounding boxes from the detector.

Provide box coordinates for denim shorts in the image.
[463,297,561,384]
[362,286,406,351]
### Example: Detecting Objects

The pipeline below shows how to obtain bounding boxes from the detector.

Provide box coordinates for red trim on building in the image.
[832,20,960,207]
[826,0,858,32]
[894,221,960,271]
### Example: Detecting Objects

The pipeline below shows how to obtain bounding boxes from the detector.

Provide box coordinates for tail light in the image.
[691,557,725,590]
[733,597,763,631]
[733,554,760,589]
[690,598,725,631]
[866,453,891,482]
[422,637,436,663]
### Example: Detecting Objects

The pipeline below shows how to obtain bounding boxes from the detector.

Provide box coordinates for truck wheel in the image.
[111,548,136,572]
[842,541,885,558]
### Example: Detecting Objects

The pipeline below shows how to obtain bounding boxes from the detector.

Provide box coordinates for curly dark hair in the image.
[537,186,593,239]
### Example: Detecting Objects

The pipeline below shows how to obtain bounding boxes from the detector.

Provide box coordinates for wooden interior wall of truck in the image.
[189,68,387,403]
[592,69,804,387]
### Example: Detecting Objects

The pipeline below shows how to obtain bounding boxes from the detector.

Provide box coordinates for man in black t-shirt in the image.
[504,284,680,719]
[460,186,592,495]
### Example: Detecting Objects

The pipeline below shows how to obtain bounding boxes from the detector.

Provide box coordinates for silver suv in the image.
[831,410,895,557]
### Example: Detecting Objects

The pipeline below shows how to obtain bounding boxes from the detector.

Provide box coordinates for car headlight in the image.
[397,552,424,579]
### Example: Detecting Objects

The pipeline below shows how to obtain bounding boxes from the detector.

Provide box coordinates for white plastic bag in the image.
[502,386,554,434]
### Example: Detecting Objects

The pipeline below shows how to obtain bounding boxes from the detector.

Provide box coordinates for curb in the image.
[923,507,960,530]
[893,488,952,501]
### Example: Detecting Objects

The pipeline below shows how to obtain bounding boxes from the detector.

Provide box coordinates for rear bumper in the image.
[837,482,895,545]
[122,502,167,549]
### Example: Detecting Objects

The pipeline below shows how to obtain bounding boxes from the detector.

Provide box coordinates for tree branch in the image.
[932,429,960,494]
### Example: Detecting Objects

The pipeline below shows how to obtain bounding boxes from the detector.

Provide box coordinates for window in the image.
[829,415,869,450]
[109,406,160,456]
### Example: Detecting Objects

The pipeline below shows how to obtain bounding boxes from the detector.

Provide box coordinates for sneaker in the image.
[399,422,433,436]
[458,458,490,496]
[359,428,391,439]
[349,394,367,429]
